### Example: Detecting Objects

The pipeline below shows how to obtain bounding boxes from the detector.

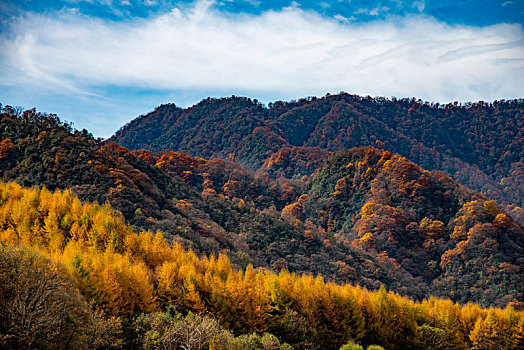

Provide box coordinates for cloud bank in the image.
[1,0,523,135]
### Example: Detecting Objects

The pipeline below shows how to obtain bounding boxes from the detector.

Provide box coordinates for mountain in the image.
[1,104,523,308]
[2,181,523,350]
[110,94,524,221]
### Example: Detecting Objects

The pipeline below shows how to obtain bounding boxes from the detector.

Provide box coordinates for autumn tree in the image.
[0,246,88,349]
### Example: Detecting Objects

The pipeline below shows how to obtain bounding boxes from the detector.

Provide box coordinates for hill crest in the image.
[110,93,524,222]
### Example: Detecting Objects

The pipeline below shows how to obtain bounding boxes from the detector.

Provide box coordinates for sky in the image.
[1,1,523,138]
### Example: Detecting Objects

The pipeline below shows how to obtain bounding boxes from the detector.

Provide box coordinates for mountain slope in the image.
[304,148,523,305]
[110,94,524,219]
[2,182,522,350]
[2,104,523,307]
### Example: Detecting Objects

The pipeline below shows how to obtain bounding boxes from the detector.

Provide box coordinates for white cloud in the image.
[412,1,425,12]
[242,0,261,6]
[333,14,356,23]
[1,0,523,109]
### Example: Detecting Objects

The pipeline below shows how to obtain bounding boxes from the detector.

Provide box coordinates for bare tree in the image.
[0,246,88,349]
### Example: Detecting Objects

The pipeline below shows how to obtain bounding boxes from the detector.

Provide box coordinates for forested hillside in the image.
[1,182,523,350]
[110,94,524,221]
[1,104,523,309]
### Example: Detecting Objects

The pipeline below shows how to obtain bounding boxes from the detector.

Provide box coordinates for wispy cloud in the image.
[412,1,425,12]
[0,0,523,136]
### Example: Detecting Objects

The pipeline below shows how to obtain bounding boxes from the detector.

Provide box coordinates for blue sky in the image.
[1,0,523,137]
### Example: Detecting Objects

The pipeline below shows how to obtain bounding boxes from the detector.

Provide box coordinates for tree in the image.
[0,246,88,349]
[84,305,123,349]
[339,341,364,350]
[511,316,524,349]
[469,311,503,350]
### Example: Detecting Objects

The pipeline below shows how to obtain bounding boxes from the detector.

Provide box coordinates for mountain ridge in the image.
[110,93,524,222]
[2,103,523,308]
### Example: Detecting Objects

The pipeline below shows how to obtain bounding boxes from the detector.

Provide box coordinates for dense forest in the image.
[110,94,524,221]
[1,182,523,349]
[1,105,523,308]
[1,102,523,349]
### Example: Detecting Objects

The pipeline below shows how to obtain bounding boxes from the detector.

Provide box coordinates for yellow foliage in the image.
[0,181,521,347]
[483,201,500,217]
[359,232,376,249]
[493,213,511,228]
[361,202,379,217]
